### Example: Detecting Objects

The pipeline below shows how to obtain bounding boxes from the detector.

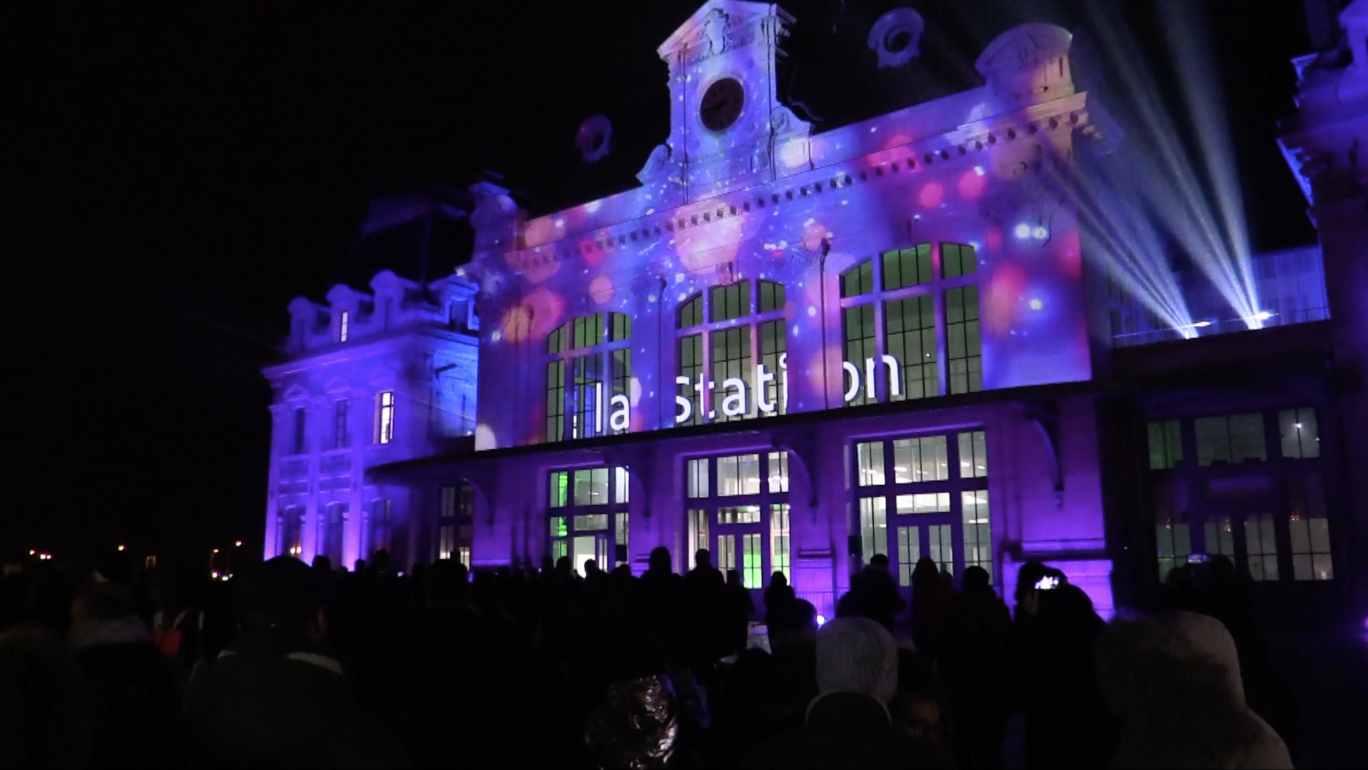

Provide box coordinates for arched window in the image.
[839,243,981,406]
[675,279,787,426]
[545,312,632,442]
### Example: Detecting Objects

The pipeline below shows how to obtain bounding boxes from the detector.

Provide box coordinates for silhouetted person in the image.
[1019,583,1116,769]
[944,566,1011,769]
[838,554,906,633]
[764,572,795,618]
[70,584,188,769]
[634,547,686,661]
[312,555,332,573]
[766,598,819,724]
[185,556,406,768]
[1099,611,1291,769]
[740,617,952,769]
[724,569,755,656]
[685,549,727,669]
[891,649,944,746]
[354,558,367,574]
[911,558,953,663]
[0,627,92,768]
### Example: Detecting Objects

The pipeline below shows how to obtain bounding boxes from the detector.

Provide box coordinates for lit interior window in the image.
[377,391,395,444]
[339,310,349,342]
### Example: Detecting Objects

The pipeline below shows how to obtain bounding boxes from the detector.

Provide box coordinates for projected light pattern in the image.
[469,14,1099,452]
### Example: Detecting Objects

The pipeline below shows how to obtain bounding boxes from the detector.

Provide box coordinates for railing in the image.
[1113,305,1331,348]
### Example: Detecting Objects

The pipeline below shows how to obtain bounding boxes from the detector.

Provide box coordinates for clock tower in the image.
[638,0,812,202]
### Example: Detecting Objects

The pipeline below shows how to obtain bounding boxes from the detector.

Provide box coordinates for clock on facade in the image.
[699,77,745,132]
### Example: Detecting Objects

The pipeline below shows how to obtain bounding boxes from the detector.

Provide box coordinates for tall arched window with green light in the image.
[545,312,632,442]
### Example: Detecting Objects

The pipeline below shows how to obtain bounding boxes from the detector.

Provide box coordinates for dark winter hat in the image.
[234,556,323,632]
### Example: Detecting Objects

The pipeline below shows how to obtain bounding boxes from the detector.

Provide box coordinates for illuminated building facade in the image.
[261,269,479,570]
[308,0,1364,624]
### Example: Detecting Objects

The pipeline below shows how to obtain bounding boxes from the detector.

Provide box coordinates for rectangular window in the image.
[710,281,751,322]
[334,401,349,449]
[962,491,992,581]
[1154,481,1191,580]
[929,524,954,578]
[718,505,761,524]
[711,326,752,422]
[546,360,565,442]
[550,516,568,538]
[842,261,874,298]
[770,504,790,583]
[759,319,786,416]
[614,467,630,504]
[440,486,457,518]
[892,436,948,483]
[439,525,455,560]
[571,354,604,439]
[572,468,610,506]
[573,514,610,531]
[687,510,709,563]
[717,534,737,574]
[339,310,349,342]
[759,281,786,314]
[843,305,877,406]
[1203,516,1236,560]
[895,493,951,514]
[856,441,885,487]
[549,471,569,508]
[376,391,395,444]
[882,244,934,291]
[1243,513,1280,581]
[741,533,763,589]
[548,323,568,354]
[293,407,307,455]
[859,497,887,566]
[679,294,704,329]
[687,458,709,499]
[1278,408,1320,459]
[609,312,631,342]
[457,547,471,570]
[1196,414,1266,466]
[942,243,977,279]
[610,349,631,434]
[958,431,988,478]
[717,454,761,497]
[768,452,789,493]
[572,314,604,350]
[946,286,982,394]
[896,527,920,587]
[1147,420,1183,470]
[678,334,704,427]
[1288,475,1333,580]
[615,513,629,567]
[885,294,938,400]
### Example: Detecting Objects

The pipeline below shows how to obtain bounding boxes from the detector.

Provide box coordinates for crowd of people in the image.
[0,546,1295,769]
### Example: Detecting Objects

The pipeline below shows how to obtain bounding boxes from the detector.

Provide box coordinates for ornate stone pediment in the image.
[657,0,778,66]
[975,23,1075,107]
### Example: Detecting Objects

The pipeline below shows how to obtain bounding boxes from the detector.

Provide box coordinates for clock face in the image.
[699,77,745,132]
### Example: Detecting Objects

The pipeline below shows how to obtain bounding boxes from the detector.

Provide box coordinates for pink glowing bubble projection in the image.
[807,345,845,402]
[674,217,744,273]
[1057,229,1083,278]
[957,168,987,200]
[985,226,1003,251]
[918,182,945,209]
[802,219,829,252]
[984,262,1029,335]
[501,286,567,344]
[580,239,606,266]
[589,273,614,305]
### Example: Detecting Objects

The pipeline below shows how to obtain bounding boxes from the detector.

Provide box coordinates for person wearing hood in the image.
[184,556,407,769]
[739,616,952,769]
[1098,611,1292,769]
[70,583,188,768]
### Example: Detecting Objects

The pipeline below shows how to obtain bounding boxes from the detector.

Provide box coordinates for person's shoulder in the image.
[736,728,810,769]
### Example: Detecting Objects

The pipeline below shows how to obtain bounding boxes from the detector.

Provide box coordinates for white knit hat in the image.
[815,616,899,704]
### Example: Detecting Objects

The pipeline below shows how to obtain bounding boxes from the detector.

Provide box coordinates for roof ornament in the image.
[868,8,925,69]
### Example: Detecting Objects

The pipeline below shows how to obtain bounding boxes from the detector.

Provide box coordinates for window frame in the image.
[548,466,630,572]
[683,450,791,590]
[376,391,396,445]
[851,429,992,587]
[544,313,632,442]
[675,279,788,426]
[838,242,980,406]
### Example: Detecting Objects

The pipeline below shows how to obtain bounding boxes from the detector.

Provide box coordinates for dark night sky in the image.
[4,0,1316,569]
